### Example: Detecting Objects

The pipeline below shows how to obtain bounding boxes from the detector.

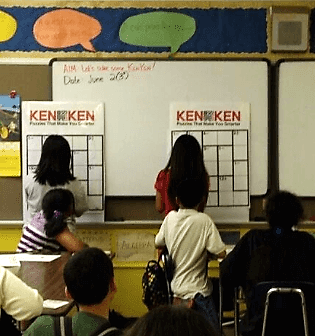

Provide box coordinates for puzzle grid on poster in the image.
[171,130,249,208]
[26,134,104,211]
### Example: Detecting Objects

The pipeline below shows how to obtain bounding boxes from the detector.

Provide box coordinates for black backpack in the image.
[142,247,174,310]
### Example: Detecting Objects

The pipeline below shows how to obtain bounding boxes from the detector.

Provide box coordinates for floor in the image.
[222,325,235,336]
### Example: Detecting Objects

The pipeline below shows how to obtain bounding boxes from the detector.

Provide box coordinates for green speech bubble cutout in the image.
[119,12,196,54]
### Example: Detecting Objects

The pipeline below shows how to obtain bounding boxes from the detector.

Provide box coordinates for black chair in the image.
[218,281,246,336]
[233,281,315,336]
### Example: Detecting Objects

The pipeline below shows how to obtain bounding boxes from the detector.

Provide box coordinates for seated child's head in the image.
[42,188,75,237]
[176,178,206,209]
[125,305,218,336]
[42,188,75,219]
[63,247,115,306]
[265,190,304,230]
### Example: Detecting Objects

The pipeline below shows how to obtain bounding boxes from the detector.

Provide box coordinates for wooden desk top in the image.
[16,252,74,315]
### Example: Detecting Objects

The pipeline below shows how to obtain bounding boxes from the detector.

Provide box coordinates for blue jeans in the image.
[194,293,220,334]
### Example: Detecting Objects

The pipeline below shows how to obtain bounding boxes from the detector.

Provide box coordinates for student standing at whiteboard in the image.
[24,135,88,228]
[154,134,209,216]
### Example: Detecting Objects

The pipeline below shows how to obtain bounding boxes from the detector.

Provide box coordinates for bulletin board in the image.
[52,59,269,197]
[278,60,315,196]
[0,64,51,220]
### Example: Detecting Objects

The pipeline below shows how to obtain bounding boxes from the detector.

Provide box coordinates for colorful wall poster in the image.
[0,93,21,176]
[22,101,105,223]
[170,102,250,221]
[0,6,266,54]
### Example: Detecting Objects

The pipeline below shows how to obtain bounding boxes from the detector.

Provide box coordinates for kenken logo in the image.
[177,110,241,122]
[30,110,95,121]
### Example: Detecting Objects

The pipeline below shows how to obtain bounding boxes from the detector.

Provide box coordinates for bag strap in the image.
[53,316,118,336]
[53,316,73,336]
[93,326,119,336]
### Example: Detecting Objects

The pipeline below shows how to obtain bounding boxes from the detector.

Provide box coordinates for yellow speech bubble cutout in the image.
[119,12,196,54]
[0,11,17,42]
[33,9,101,52]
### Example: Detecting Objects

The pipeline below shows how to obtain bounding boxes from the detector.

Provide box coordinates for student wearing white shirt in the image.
[0,266,43,333]
[155,178,226,334]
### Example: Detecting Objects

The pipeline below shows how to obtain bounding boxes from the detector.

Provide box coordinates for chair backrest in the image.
[253,281,315,336]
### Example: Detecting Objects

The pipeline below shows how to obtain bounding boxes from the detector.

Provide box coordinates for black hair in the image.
[265,190,304,230]
[124,305,219,336]
[34,135,75,186]
[176,178,207,209]
[165,134,208,209]
[63,247,114,306]
[42,188,74,237]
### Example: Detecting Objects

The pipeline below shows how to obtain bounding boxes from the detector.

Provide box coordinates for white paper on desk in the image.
[43,299,70,309]
[16,254,61,262]
[0,254,21,267]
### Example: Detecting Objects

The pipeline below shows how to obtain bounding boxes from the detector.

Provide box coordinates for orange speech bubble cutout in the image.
[33,9,101,52]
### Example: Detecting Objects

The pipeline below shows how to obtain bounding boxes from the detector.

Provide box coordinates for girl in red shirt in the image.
[154,134,209,216]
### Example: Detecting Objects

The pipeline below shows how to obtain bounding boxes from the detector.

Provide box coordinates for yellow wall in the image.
[3,223,315,317]
[0,224,231,316]
[0,225,155,316]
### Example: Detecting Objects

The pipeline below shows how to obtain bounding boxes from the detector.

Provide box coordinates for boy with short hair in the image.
[24,248,122,336]
[155,178,226,333]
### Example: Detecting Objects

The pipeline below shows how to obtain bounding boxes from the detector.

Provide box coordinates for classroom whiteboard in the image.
[52,59,269,196]
[278,60,315,196]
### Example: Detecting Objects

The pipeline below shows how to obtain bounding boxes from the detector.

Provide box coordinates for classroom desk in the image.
[15,252,74,316]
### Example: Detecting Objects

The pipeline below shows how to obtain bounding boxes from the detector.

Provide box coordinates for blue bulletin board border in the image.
[0,7,267,53]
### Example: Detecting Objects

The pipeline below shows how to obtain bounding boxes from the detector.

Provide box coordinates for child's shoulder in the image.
[188,209,211,218]
[177,209,214,223]
[155,169,170,189]
[187,211,218,230]
[24,173,36,187]
[156,169,170,179]
[30,211,46,230]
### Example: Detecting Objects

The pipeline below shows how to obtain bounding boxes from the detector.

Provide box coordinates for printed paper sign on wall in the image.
[22,101,105,223]
[0,93,21,176]
[170,102,250,221]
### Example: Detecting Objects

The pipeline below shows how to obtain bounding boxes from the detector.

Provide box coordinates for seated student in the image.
[24,247,123,336]
[17,188,87,253]
[220,190,315,336]
[0,265,43,334]
[124,305,219,336]
[155,178,226,334]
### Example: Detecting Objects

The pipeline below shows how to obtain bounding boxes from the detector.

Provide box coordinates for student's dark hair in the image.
[42,188,74,237]
[176,178,207,208]
[34,135,75,186]
[63,247,114,306]
[265,190,304,230]
[124,305,219,336]
[165,134,208,210]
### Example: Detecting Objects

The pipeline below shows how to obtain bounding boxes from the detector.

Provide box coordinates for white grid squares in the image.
[171,130,249,208]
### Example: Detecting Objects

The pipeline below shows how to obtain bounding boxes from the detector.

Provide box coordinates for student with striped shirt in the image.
[17,188,87,253]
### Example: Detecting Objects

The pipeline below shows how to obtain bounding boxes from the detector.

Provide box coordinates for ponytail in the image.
[44,209,67,237]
